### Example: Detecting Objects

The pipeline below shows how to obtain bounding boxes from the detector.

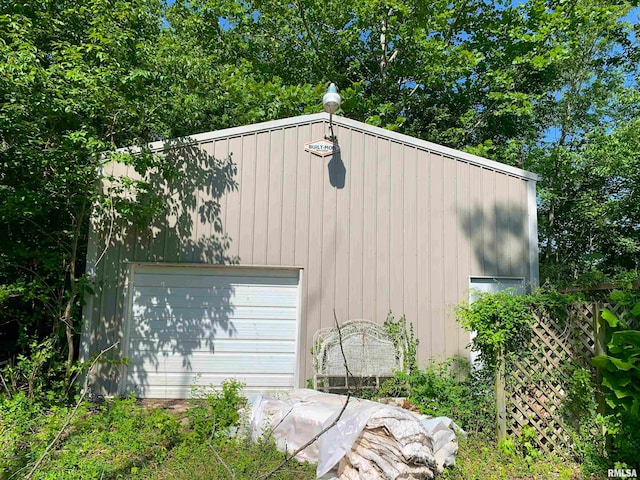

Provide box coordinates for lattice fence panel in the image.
[502,302,622,456]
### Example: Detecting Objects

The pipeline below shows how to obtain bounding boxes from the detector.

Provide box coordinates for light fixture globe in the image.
[322,83,341,114]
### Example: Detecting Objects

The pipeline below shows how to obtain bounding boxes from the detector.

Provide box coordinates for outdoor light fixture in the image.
[323,83,341,141]
[322,83,341,115]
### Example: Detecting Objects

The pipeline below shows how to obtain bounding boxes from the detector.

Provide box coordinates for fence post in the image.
[593,301,607,426]
[593,300,607,358]
[496,346,507,441]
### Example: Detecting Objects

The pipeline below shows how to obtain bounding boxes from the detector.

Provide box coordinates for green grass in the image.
[0,389,315,480]
[443,437,603,480]
[0,389,608,480]
[139,438,315,479]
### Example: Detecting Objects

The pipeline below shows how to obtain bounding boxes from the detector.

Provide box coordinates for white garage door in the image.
[123,265,301,398]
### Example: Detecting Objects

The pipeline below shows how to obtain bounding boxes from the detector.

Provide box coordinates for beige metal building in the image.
[80,113,540,398]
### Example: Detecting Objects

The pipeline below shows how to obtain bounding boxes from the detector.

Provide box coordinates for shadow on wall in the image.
[92,139,239,397]
[458,203,528,278]
[328,138,346,189]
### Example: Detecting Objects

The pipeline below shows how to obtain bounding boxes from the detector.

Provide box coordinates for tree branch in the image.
[260,310,354,478]
[259,393,351,479]
[333,309,353,388]
[208,418,236,480]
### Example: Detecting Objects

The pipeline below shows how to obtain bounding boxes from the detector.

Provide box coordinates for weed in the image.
[187,379,246,442]
[444,436,583,480]
[383,311,419,372]
[380,357,495,438]
[0,394,180,479]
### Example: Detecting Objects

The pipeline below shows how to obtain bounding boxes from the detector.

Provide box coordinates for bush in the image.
[0,391,48,474]
[380,356,495,438]
[0,336,74,402]
[456,290,533,371]
[0,394,181,479]
[591,301,640,468]
[187,379,246,442]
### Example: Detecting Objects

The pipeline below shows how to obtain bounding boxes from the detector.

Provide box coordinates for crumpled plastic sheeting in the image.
[419,416,465,470]
[246,389,462,479]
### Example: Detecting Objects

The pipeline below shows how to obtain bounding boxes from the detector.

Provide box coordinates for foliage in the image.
[0,385,313,479]
[591,301,640,467]
[497,426,545,468]
[560,365,609,476]
[0,391,45,474]
[456,290,534,370]
[187,379,247,442]
[383,311,419,372]
[138,436,315,479]
[1,0,639,401]
[1,336,62,400]
[444,436,581,480]
[380,357,495,438]
[592,305,640,416]
[0,394,181,479]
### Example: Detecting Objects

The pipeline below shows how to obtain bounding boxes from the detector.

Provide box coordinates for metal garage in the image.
[121,264,301,398]
[80,112,540,397]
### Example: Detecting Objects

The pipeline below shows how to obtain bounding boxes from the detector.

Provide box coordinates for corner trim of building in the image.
[527,180,540,289]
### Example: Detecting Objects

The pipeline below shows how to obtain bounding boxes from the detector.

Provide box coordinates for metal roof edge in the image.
[330,115,541,182]
[113,111,541,182]
[114,113,329,155]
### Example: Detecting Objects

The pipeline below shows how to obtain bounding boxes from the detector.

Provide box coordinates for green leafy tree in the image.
[1,0,639,398]
[0,0,237,393]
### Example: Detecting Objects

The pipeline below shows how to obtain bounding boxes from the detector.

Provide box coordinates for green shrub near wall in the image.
[379,356,496,438]
[452,285,640,473]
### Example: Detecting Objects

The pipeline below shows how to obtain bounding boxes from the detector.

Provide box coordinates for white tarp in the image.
[246,389,462,479]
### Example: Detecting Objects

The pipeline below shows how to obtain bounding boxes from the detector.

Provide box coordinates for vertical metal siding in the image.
[402,147,418,335]
[389,140,404,317]
[375,138,390,323]
[85,118,535,392]
[415,149,431,354]
[429,153,445,359]
[347,129,364,320]
[361,134,377,322]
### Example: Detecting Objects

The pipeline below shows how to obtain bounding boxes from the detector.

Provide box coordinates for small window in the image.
[469,277,525,301]
[467,277,526,368]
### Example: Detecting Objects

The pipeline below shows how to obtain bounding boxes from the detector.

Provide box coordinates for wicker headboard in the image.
[312,320,403,378]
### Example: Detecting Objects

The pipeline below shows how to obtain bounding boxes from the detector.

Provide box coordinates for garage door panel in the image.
[132,287,298,307]
[140,373,294,386]
[133,273,299,288]
[125,266,300,398]
[128,352,296,374]
[131,375,295,398]
[130,318,297,339]
[132,305,297,321]
[127,338,296,354]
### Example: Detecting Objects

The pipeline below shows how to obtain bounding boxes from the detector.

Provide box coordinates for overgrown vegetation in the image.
[442,436,582,480]
[1,0,639,476]
[456,289,534,371]
[379,357,495,439]
[383,311,419,373]
[0,382,314,479]
[0,393,181,478]
[591,301,640,468]
[1,369,593,479]
[451,286,640,475]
